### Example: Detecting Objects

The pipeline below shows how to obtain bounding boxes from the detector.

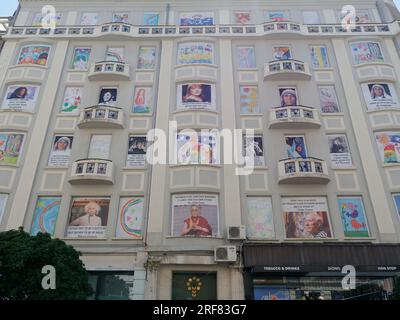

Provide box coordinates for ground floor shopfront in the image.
[243,244,400,300]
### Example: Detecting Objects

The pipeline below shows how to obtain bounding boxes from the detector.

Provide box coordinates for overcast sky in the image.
[1,0,400,18]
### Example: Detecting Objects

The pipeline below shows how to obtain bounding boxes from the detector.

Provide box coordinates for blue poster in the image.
[337,197,369,238]
[254,286,290,300]
[31,197,61,236]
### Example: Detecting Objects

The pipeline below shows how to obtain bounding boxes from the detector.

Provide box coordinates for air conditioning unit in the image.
[214,246,237,262]
[227,225,246,240]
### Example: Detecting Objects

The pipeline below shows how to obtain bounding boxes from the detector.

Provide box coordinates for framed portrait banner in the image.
[243,135,265,166]
[48,135,73,166]
[98,88,117,106]
[234,12,251,24]
[1,84,40,112]
[318,86,340,113]
[362,83,399,110]
[279,87,298,107]
[177,83,216,110]
[309,45,329,68]
[171,194,219,237]
[132,87,152,113]
[375,132,400,164]
[285,135,307,159]
[126,136,147,167]
[282,197,332,239]
[327,134,353,167]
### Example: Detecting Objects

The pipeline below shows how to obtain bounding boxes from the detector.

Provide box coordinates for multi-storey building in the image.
[1,0,400,300]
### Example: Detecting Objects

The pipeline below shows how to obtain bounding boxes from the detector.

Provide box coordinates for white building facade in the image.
[1,0,400,300]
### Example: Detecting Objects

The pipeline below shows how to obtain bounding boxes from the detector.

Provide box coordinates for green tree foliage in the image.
[0,228,93,300]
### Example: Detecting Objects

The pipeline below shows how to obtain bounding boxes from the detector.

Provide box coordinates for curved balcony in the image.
[264,59,311,81]
[269,105,321,129]
[278,157,330,184]
[88,61,130,81]
[78,105,124,129]
[68,159,114,185]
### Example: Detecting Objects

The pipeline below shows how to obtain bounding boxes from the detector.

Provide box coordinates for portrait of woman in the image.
[99,88,117,106]
[8,87,28,99]
[370,84,391,100]
[280,88,297,107]
[182,84,206,103]
[53,136,71,152]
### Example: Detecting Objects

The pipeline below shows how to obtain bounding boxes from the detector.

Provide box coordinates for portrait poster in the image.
[179,12,214,26]
[0,193,8,225]
[240,86,259,114]
[177,42,213,65]
[234,12,251,24]
[243,135,265,166]
[143,12,160,25]
[177,83,215,110]
[279,87,298,107]
[88,135,112,159]
[98,88,117,106]
[254,286,290,300]
[350,42,384,65]
[337,197,369,238]
[112,12,129,23]
[246,197,275,239]
[285,135,307,159]
[282,197,332,239]
[61,87,82,114]
[116,197,144,239]
[137,46,156,69]
[392,194,400,219]
[0,133,25,165]
[171,194,219,237]
[71,48,91,70]
[67,197,110,238]
[362,83,399,110]
[1,84,40,112]
[309,46,329,68]
[267,11,288,21]
[126,136,147,167]
[237,47,256,68]
[32,12,62,27]
[318,86,340,113]
[48,135,73,166]
[132,87,152,113]
[17,45,51,66]
[273,47,291,60]
[106,47,124,62]
[80,13,98,25]
[375,132,400,164]
[176,132,218,165]
[327,134,353,167]
[30,196,61,236]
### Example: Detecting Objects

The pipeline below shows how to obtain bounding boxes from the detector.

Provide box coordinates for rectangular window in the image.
[0,193,8,225]
[137,46,156,69]
[236,46,256,68]
[0,132,25,165]
[88,135,112,159]
[350,42,384,65]
[112,12,129,23]
[176,132,218,165]
[327,134,352,167]
[116,197,145,239]
[285,135,307,159]
[361,83,400,110]
[31,196,61,236]
[337,197,370,237]
[282,197,333,239]
[61,87,82,114]
[243,135,265,166]
[17,44,51,66]
[177,42,214,65]
[70,47,91,70]
[81,13,98,25]
[48,135,73,167]
[105,47,124,62]
[177,83,216,110]
[375,132,400,164]
[132,87,152,113]
[309,45,330,68]
[179,12,214,26]
[317,86,340,113]
[126,135,147,167]
[240,86,259,114]
[1,84,40,112]
[171,194,219,237]
[67,197,110,238]
[246,196,275,239]
[302,11,320,24]
[88,272,135,300]
[143,12,159,25]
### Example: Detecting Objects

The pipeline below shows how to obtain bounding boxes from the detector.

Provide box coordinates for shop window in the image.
[88,272,135,300]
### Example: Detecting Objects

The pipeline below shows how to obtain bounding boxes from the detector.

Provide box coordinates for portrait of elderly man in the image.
[181,204,212,236]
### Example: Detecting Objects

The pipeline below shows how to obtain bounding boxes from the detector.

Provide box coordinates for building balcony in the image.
[77,105,124,129]
[68,159,114,185]
[264,59,311,81]
[278,157,330,184]
[269,105,321,129]
[88,61,130,81]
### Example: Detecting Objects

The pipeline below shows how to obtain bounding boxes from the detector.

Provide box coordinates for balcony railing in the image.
[278,157,330,184]
[69,159,114,185]
[88,61,130,81]
[78,105,124,129]
[264,59,311,80]
[269,105,321,129]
